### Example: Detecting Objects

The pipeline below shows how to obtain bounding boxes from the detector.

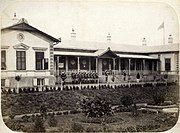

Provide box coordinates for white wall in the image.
[149,52,179,74]
[1,30,50,71]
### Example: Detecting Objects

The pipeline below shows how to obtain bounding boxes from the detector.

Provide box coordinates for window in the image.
[68,56,77,70]
[130,59,135,70]
[44,58,49,70]
[121,59,126,70]
[16,51,26,70]
[1,50,6,70]
[165,58,171,71]
[91,58,96,70]
[36,52,44,70]
[1,79,5,87]
[115,58,119,70]
[37,78,44,86]
[153,61,157,71]
[136,59,142,70]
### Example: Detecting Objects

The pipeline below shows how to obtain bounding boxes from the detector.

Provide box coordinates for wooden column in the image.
[57,56,59,75]
[128,59,131,75]
[143,59,145,74]
[96,58,98,73]
[113,58,116,70]
[141,59,143,72]
[65,56,68,72]
[89,57,91,71]
[134,59,136,71]
[109,58,111,70]
[77,57,80,73]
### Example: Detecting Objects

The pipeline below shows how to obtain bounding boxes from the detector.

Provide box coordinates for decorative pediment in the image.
[1,45,10,49]
[96,47,118,58]
[13,43,30,50]
[32,47,48,51]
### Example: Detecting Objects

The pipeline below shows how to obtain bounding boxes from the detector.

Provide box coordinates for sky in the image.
[1,0,179,46]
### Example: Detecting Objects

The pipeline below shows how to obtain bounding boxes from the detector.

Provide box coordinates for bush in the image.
[71,122,84,132]
[48,114,58,127]
[153,94,165,105]
[121,95,133,107]
[21,115,30,122]
[80,97,113,118]
[5,120,23,131]
[33,116,45,132]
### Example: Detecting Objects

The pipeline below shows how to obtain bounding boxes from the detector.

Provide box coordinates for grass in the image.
[4,112,178,132]
[1,84,178,116]
[1,83,179,132]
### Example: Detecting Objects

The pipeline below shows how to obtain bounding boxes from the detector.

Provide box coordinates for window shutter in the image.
[45,78,49,86]
[33,78,37,86]
[44,58,49,70]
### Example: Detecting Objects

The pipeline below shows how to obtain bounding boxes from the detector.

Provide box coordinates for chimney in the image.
[12,13,19,24]
[107,33,111,43]
[168,34,173,44]
[70,28,76,40]
[142,38,146,46]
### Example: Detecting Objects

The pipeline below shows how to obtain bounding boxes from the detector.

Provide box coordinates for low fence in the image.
[1,81,175,94]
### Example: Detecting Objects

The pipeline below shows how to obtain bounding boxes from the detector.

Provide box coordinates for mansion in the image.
[1,18,179,88]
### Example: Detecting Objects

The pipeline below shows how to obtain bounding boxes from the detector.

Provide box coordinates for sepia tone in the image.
[0,1,179,132]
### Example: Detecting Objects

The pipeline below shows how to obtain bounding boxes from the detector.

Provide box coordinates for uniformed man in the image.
[61,71,67,86]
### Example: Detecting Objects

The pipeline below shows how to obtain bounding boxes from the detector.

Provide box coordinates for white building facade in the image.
[1,19,179,88]
[1,18,60,88]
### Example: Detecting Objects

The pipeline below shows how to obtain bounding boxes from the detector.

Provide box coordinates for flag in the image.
[158,22,164,30]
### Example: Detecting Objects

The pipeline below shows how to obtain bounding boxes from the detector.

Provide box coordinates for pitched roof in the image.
[1,18,60,43]
[54,40,179,53]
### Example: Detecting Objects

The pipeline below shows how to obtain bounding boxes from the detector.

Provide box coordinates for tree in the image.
[80,97,113,118]
[121,95,138,116]
[40,103,47,119]
[121,95,133,107]
[48,114,58,127]
[33,116,45,132]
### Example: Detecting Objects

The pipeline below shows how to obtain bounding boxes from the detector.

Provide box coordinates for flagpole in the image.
[163,22,165,45]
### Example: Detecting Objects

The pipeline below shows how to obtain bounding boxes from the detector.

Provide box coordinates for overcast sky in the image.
[1,1,179,46]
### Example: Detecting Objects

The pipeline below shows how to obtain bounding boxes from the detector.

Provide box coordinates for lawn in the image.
[1,83,178,116]
[4,112,178,132]
[1,83,179,132]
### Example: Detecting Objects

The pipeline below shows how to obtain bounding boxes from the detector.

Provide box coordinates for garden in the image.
[1,82,179,132]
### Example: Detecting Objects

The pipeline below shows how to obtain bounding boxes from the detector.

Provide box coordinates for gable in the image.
[2,30,51,48]
[2,21,60,44]
[100,50,118,58]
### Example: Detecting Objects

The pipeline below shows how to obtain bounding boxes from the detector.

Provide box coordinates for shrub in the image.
[121,95,133,107]
[120,95,138,116]
[71,122,84,132]
[48,114,58,127]
[9,112,15,119]
[21,115,30,122]
[153,94,165,105]
[80,97,113,118]
[40,103,47,118]
[33,116,45,132]
[5,120,23,131]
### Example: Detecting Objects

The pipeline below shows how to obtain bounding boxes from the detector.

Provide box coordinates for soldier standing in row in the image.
[60,71,67,86]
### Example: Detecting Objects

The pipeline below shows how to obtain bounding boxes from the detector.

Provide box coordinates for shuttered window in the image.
[1,50,6,70]
[36,52,44,70]
[165,58,171,71]
[16,51,26,70]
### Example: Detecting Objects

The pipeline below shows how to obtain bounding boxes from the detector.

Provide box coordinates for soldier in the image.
[105,70,109,82]
[123,70,126,81]
[136,72,140,83]
[61,71,67,86]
